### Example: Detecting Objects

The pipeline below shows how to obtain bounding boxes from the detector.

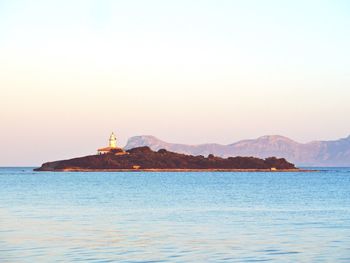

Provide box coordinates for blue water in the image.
[1,168,350,262]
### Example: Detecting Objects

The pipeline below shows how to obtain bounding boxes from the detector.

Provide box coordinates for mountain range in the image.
[125,135,350,167]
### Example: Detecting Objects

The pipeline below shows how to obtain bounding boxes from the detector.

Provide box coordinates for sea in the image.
[0,167,350,262]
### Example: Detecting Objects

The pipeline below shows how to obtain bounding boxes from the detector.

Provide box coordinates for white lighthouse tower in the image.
[97,132,124,154]
[109,132,117,148]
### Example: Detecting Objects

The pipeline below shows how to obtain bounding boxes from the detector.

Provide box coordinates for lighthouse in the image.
[109,132,117,148]
[97,132,126,155]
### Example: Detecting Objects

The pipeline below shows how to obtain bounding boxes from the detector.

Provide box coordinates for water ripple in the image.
[0,168,350,262]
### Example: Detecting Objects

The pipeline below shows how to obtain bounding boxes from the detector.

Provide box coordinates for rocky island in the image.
[35,146,299,172]
[34,133,300,172]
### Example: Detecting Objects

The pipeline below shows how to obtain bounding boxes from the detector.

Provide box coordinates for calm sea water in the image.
[1,168,350,262]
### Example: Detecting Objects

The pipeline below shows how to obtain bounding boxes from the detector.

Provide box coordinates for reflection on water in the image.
[1,168,350,262]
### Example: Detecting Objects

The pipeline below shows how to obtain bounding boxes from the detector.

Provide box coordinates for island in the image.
[34,132,302,172]
[35,148,300,172]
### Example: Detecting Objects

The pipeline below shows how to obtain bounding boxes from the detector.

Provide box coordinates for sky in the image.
[1,0,350,166]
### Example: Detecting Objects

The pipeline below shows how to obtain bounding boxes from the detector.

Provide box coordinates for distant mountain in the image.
[125,135,350,166]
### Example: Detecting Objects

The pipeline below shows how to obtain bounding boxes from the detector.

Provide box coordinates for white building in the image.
[97,132,125,155]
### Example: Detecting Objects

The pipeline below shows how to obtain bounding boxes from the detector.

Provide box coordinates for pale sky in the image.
[1,0,350,166]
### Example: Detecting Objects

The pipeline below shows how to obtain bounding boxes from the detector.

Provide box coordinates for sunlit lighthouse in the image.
[109,132,117,148]
[97,132,126,155]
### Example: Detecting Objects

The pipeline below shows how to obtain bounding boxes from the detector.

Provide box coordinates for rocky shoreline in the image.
[44,168,312,172]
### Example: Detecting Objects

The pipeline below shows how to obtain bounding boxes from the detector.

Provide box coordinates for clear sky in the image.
[1,0,350,166]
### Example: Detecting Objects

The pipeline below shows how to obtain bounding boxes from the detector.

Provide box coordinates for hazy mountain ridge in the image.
[125,135,350,166]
